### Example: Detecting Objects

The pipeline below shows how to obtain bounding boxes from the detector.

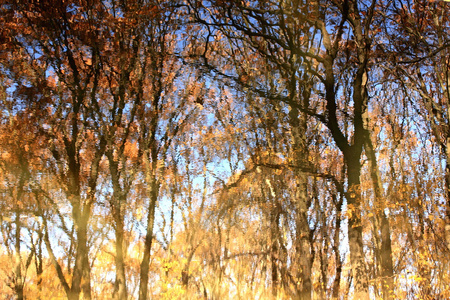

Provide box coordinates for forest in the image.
[0,0,449,299]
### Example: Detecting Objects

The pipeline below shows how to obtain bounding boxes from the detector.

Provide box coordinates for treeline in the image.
[0,0,449,299]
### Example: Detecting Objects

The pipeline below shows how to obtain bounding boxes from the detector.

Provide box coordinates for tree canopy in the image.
[1,0,450,299]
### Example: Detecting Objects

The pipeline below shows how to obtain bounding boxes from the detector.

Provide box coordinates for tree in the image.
[382,1,450,297]
[2,0,450,298]
[188,0,396,298]
[388,0,450,250]
[4,1,108,299]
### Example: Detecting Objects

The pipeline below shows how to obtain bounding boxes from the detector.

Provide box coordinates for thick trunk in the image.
[321,51,371,297]
[69,208,91,300]
[66,121,91,300]
[365,137,394,299]
[138,179,159,300]
[345,31,371,297]
[81,235,92,300]
[294,181,312,300]
[379,213,394,299]
[290,107,312,300]
[324,79,370,298]
[107,142,130,300]
[109,159,128,300]
[346,158,369,299]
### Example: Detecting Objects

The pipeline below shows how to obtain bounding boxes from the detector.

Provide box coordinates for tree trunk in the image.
[365,138,394,299]
[331,194,343,299]
[294,176,312,300]
[290,106,312,300]
[270,202,279,298]
[14,210,24,300]
[379,213,394,299]
[35,227,44,300]
[138,177,159,300]
[108,154,129,300]
[69,207,92,300]
[346,157,369,299]
[113,204,127,300]
[445,137,450,251]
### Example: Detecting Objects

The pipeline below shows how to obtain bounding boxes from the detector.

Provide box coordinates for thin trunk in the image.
[35,227,44,300]
[13,156,29,300]
[445,137,450,251]
[319,245,327,300]
[113,204,127,300]
[182,244,201,293]
[331,193,343,299]
[278,227,289,294]
[271,249,278,299]
[270,203,279,299]
[413,169,432,298]
[317,182,328,300]
[14,210,24,300]
[43,223,71,296]
[213,218,223,299]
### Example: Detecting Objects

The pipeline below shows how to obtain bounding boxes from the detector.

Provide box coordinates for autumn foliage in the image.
[1,0,450,299]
